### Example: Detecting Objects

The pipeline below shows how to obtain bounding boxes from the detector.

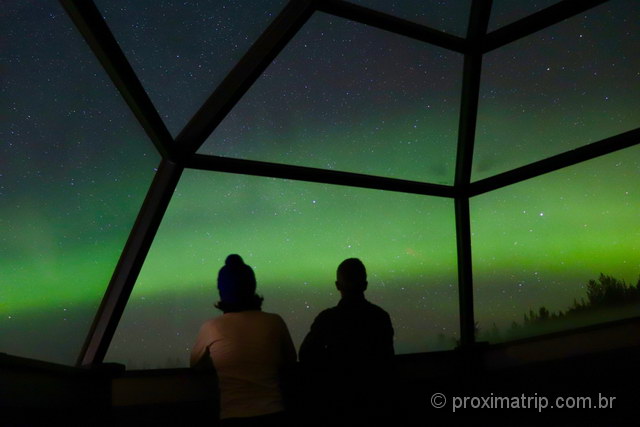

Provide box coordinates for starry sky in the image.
[1,1,638,368]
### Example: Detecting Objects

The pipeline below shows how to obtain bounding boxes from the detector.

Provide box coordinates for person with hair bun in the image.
[191,254,296,426]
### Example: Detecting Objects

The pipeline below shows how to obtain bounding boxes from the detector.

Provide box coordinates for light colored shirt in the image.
[191,311,296,419]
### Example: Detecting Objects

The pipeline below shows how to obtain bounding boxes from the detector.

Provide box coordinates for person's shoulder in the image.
[315,305,339,319]
[201,316,222,327]
[364,299,387,311]
[258,311,294,335]
[257,311,289,325]
[364,300,392,319]
[259,310,281,320]
[197,316,222,335]
[307,306,339,328]
[300,306,337,335]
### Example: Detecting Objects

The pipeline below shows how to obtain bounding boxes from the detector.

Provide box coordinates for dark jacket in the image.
[299,295,395,423]
[299,295,394,369]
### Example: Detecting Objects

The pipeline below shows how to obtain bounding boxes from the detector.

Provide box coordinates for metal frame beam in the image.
[317,0,467,54]
[78,160,183,366]
[483,0,609,53]
[469,128,640,197]
[454,197,474,346]
[454,57,484,188]
[58,0,633,367]
[177,0,315,155]
[454,0,492,348]
[188,154,456,198]
[455,0,493,187]
[59,0,177,161]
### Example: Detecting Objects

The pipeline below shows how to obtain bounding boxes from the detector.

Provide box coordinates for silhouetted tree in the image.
[463,272,640,344]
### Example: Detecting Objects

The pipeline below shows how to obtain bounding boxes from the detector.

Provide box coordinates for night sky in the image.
[1,1,638,368]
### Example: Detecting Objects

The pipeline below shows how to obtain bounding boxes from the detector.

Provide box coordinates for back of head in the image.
[217,254,262,312]
[336,258,367,295]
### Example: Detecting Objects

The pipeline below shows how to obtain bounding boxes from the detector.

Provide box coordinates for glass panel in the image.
[106,171,459,369]
[0,2,159,365]
[95,0,289,137]
[472,146,640,344]
[348,0,472,36]
[488,0,562,32]
[199,13,463,185]
[474,0,640,181]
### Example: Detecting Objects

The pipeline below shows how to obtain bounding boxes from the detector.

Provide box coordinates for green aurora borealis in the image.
[2,1,639,367]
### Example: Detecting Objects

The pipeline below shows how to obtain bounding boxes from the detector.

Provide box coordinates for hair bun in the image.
[225,254,245,267]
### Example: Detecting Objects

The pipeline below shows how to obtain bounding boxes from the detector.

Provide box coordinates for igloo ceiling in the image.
[2,0,638,369]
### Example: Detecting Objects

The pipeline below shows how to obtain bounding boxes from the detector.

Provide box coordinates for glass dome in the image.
[2,0,638,369]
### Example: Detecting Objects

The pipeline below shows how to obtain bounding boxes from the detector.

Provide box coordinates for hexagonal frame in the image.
[58,0,639,366]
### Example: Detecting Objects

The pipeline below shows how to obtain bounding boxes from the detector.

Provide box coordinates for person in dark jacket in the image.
[299,258,394,425]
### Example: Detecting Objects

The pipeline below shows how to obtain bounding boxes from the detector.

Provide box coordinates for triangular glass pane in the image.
[488,0,562,32]
[106,170,459,369]
[348,0,472,37]
[473,0,640,181]
[472,145,640,344]
[199,12,463,185]
[95,0,289,137]
[1,2,159,365]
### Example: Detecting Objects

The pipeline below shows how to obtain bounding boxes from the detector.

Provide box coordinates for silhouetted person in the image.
[191,254,296,426]
[299,258,394,425]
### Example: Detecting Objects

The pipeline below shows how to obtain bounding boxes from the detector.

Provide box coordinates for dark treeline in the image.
[437,273,640,347]
[125,274,640,367]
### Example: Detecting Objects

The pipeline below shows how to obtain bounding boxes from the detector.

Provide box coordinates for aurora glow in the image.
[105,171,459,367]
[1,1,639,367]
[472,147,640,329]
